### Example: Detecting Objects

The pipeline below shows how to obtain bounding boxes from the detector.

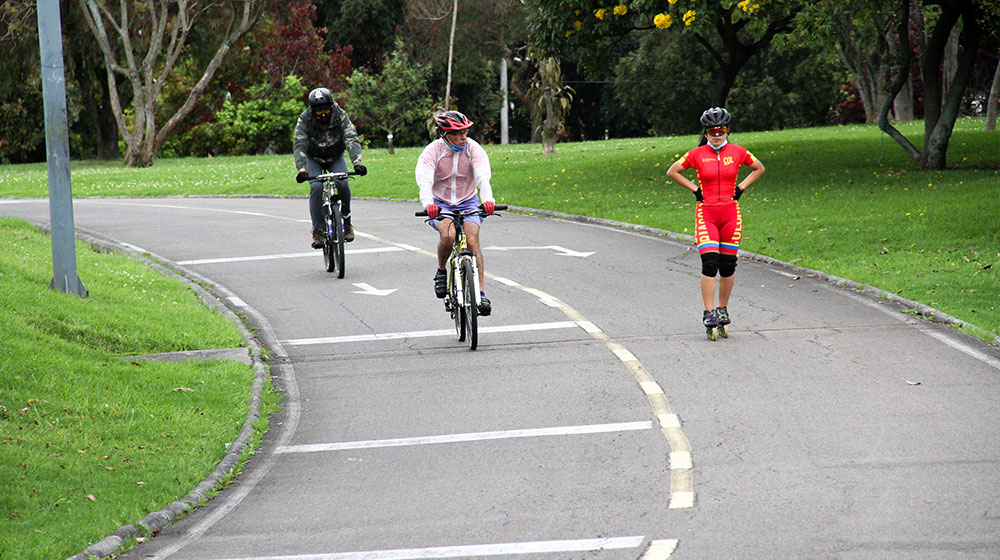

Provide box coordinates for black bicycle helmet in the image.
[308,87,334,110]
[699,107,732,128]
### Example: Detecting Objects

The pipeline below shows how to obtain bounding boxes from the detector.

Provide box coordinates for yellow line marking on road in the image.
[507,286,695,509]
[642,539,680,559]
[354,233,696,509]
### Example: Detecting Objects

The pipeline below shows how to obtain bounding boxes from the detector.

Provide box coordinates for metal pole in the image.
[37,0,87,296]
[500,58,509,145]
[444,0,457,110]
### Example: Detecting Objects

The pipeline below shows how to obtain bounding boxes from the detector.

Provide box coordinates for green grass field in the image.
[0,219,279,559]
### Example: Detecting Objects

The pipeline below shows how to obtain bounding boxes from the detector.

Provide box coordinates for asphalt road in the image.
[3,197,999,560]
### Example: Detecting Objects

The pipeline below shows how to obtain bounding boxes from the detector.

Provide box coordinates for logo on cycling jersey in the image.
[723,156,734,166]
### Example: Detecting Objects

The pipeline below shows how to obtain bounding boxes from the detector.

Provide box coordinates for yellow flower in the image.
[654,13,673,28]
[613,5,627,15]
[683,9,696,25]
[595,8,607,19]
[573,20,582,30]
[738,0,750,10]
[668,0,678,4]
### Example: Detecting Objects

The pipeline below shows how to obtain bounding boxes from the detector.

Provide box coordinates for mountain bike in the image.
[307,171,360,278]
[416,204,506,350]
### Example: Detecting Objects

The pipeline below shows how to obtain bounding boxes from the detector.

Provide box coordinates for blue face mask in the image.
[448,143,467,152]
[710,139,728,151]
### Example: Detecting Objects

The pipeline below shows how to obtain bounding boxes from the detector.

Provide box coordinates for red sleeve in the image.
[742,149,756,166]
[680,149,697,170]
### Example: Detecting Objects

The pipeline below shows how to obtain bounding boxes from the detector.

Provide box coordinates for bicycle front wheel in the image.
[462,259,478,350]
[332,202,345,278]
[453,266,466,342]
[322,205,336,273]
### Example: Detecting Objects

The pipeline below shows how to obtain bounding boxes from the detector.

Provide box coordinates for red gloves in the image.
[426,204,440,219]
[483,201,495,215]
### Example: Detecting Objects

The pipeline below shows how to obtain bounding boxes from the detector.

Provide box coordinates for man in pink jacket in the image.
[416,111,496,315]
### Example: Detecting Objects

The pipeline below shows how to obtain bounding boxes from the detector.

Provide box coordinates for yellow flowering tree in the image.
[527,0,805,107]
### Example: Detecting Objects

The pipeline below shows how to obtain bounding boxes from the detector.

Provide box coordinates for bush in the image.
[162,75,305,157]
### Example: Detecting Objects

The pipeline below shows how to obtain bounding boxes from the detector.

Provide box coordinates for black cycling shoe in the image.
[434,270,447,299]
[478,295,492,316]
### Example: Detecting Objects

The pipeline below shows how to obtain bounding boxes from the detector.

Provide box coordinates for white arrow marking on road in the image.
[352,283,396,296]
[484,245,595,258]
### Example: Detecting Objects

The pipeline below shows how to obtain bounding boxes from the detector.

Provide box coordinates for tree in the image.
[0,0,122,161]
[314,0,405,72]
[987,49,1000,130]
[346,42,433,154]
[531,57,574,153]
[528,0,804,107]
[798,0,909,124]
[79,0,264,167]
[880,0,987,169]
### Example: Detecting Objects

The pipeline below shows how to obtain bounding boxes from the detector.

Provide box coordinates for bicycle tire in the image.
[462,259,478,350]
[322,205,336,273]
[332,202,345,278]
[453,264,466,342]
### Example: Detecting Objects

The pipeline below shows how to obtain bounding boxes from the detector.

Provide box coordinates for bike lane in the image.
[3,197,998,559]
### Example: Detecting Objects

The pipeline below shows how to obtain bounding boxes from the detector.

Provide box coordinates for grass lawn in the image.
[0,219,279,559]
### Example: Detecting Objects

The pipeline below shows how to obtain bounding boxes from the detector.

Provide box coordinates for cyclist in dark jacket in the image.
[294,87,366,247]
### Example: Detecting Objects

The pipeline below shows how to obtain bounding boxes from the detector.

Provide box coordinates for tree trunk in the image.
[881,0,982,170]
[506,55,542,143]
[986,49,1000,131]
[893,75,915,122]
[80,0,262,167]
[537,58,563,154]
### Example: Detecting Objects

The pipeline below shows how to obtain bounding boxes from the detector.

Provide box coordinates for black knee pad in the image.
[700,252,720,277]
[719,254,737,277]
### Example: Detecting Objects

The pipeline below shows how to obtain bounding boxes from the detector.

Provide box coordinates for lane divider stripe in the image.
[276,421,653,454]
[178,247,403,266]
[282,321,580,346]
[209,536,648,560]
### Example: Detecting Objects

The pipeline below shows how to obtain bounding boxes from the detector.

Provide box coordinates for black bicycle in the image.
[416,205,506,350]
[307,171,360,278]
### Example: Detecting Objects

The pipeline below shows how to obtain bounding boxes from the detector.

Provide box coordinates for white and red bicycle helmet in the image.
[434,110,473,132]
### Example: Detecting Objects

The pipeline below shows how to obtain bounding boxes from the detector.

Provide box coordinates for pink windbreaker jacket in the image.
[416,138,494,208]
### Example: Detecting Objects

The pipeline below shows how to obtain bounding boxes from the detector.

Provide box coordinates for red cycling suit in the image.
[677,143,757,255]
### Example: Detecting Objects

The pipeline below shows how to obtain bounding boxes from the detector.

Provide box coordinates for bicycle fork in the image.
[449,253,480,309]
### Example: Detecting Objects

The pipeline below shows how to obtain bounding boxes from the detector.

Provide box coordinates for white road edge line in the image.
[209,535,648,560]
[839,290,1000,371]
[275,421,653,454]
[281,321,581,346]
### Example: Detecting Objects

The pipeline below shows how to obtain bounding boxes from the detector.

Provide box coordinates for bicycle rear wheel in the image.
[332,202,345,278]
[462,259,478,350]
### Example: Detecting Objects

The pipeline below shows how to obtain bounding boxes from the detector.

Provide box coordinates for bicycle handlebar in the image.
[304,171,362,182]
[415,204,508,217]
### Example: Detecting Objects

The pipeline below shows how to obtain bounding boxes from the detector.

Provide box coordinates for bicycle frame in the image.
[305,171,359,277]
[446,217,481,310]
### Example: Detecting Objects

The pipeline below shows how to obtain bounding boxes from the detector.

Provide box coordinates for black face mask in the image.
[314,107,333,125]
